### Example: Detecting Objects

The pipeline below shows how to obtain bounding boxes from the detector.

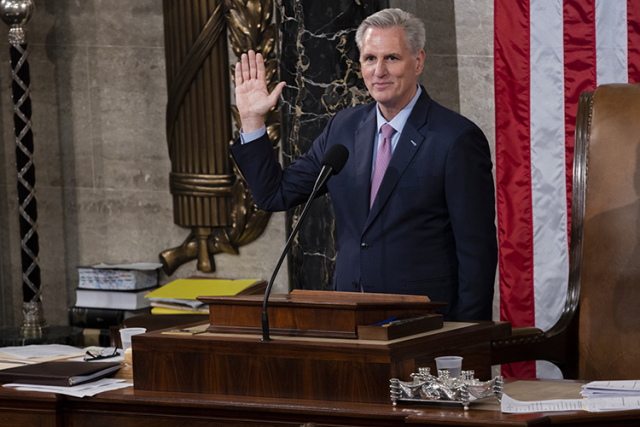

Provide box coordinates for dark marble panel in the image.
[277,0,386,291]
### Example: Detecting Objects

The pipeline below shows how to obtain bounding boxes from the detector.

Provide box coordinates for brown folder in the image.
[0,361,122,387]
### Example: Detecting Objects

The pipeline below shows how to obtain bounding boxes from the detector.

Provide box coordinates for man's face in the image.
[360,26,425,119]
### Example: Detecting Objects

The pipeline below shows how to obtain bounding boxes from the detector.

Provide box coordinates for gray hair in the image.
[355,8,426,56]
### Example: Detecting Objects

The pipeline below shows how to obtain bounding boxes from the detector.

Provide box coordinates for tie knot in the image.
[381,123,396,140]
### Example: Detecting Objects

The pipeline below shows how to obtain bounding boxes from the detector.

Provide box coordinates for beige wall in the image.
[0,0,495,327]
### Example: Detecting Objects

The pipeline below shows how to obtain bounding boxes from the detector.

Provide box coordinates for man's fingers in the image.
[256,52,265,82]
[248,50,258,80]
[268,81,286,103]
[241,53,250,83]
[235,61,243,84]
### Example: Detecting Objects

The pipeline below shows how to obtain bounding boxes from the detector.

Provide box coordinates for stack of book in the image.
[145,278,267,314]
[70,263,161,345]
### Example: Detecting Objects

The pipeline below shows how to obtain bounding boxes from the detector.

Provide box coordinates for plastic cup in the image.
[435,356,463,378]
[119,327,147,351]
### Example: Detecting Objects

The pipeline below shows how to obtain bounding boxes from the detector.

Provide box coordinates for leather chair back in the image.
[576,83,640,379]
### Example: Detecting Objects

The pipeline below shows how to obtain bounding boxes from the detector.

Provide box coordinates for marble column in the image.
[277,0,387,291]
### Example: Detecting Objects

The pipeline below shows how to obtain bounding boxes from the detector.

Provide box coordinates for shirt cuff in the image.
[240,125,267,144]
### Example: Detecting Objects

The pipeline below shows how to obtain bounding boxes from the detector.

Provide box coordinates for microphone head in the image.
[321,144,349,175]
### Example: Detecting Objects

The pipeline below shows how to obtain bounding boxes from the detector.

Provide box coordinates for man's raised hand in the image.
[235,50,286,133]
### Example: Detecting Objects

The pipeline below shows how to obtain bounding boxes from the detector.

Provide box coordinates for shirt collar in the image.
[376,85,422,135]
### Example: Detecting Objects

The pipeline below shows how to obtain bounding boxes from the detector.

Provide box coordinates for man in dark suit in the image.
[231,8,497,321]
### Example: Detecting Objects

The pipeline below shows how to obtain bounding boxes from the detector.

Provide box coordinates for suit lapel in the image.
[364,89,432,231]
[354,108,377,229]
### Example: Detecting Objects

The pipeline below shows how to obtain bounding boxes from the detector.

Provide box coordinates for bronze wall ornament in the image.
[160,0,280,275]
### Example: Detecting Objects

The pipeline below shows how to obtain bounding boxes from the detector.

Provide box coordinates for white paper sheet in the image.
[146,297,204,308]
[583,389,640,398]
[500,393,584,413]
[581,380,640,405]
[0,344,84,360]
[90,262,162,270]
[585,396,640,412]
[3,378,133,398]
[583,380,640,392]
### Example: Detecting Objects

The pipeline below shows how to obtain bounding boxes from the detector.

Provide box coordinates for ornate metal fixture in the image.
[160,0,280,275]
[390,367,504,410]
[0,0,47,337]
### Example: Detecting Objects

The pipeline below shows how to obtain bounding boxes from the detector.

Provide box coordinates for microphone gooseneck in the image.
[261,144,349,342]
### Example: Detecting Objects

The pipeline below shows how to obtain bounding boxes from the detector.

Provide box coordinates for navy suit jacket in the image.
[231,87,497,321]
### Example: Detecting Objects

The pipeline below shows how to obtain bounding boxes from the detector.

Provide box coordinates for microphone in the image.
[313,144,350,192]
[261,144,349,341]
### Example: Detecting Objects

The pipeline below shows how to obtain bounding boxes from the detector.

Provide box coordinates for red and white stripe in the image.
[495,0,640,378]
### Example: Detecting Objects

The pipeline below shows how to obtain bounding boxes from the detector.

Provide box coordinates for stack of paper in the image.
[501,380,640,414]
[500,394,583,413]
[0,344,85,367]
[0,344,130,398]
[3,378,132,397]
[581,380,640,412]
[145,278,266,314]
[0,345,123,368]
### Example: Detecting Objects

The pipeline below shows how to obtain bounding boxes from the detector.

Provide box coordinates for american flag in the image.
[494,0,640,378]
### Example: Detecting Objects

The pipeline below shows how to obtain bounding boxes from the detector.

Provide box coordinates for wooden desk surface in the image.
[1,378,640,426]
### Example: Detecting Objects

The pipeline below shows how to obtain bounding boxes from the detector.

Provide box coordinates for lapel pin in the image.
[411,140,417,146]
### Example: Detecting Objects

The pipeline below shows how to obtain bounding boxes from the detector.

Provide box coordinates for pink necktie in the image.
[370,123,396,208]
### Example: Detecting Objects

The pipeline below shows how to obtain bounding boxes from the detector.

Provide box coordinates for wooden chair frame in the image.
[491,90,595,379]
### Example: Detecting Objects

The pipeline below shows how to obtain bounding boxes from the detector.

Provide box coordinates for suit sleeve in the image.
[444,125,497,321]
[230,118,335,211]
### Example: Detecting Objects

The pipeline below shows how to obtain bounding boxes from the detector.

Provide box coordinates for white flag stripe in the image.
[596,0,628,85]
[529,0,569,333]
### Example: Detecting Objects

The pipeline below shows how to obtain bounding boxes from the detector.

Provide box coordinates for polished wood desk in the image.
[1,379,639,426]
[132,321,508,403]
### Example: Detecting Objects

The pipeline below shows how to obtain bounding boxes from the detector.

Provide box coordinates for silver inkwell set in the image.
[390,357,504,410]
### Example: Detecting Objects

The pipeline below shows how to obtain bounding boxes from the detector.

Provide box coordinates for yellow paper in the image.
[145,279,259,300]
[151,307,206,315]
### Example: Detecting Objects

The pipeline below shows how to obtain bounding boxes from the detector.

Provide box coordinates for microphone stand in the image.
[260,169,329,342]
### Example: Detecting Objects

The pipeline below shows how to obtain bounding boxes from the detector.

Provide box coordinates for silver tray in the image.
[390,368,504,410]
